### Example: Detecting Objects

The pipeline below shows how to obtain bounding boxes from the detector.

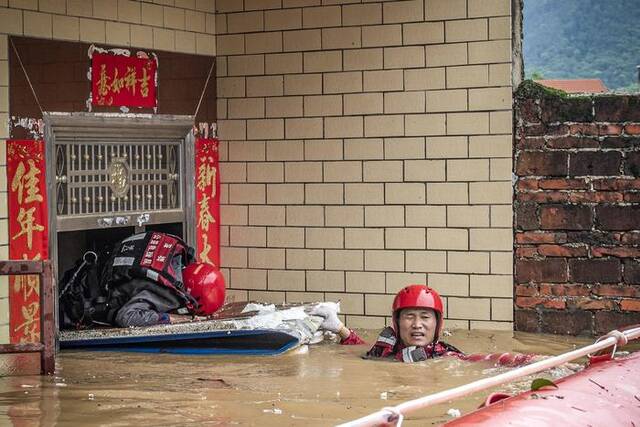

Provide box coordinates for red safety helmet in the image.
[392,284,444,341]
[183,263,226,315]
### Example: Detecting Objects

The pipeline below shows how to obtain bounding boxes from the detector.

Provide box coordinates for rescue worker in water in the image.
[312,284,533,365]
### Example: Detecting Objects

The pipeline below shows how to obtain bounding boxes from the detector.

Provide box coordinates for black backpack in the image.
[58,251,107,330]
[59,232,198,329]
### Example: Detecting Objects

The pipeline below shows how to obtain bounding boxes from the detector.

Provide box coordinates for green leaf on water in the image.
[531,378,558,391]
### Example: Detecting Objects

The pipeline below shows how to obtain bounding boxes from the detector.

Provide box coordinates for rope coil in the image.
[604,329,628,346]
[587,329,630,361]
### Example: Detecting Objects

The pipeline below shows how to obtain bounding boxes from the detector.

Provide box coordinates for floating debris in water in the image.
[263,408,282,415]
[380,391,388,400]
[294,345,309,355]
[88,394,95,400]
[195,378,231,388]
[309,331,324,344]
[442,330,453,337]
[55,383,68,387]
[447,408,461,418]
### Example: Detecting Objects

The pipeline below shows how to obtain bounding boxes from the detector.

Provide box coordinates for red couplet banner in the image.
[91,52,157,108]
[6,140,49,344]
[194,138,220,267]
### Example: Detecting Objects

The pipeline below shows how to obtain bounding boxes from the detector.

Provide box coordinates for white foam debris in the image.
[447,408,461,418]
[309,331,325,345]
[242,303,276,313]
[293,345,309,355]
[241,307,308,329]
[380,392,388,400]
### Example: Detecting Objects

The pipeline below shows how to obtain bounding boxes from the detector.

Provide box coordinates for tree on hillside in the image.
[524,0,640,90]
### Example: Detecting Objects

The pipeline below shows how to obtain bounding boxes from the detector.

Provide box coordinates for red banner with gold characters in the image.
[195,138,220,267]
[91,52,157,108]
[7,140,48,344]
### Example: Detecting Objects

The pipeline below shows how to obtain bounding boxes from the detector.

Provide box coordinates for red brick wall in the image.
[514,81,640,335]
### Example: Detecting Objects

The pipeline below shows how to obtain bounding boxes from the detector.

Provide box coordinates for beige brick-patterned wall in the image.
[217,0,514,331]
[0,0,216,343]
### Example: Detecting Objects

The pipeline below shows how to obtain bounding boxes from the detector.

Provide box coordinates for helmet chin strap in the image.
[433,312,442,344]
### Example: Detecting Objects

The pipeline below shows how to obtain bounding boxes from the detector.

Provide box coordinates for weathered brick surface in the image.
[619,299,640,311]
[594,311,640,335]
[568,152,622,176]
[515,151,568,176]
[594,96,640,122]
[592,247,640,258]
[514,81,640,336]
[514,309,539,332]
[515,202,538,230]
[566,231,618,246]
[624,152,640,176]
[569,258,621,283]
[540,205,592,230]
[538,178,589,190]
[541,310,592,335]
[623,260,640,284]
[546,136,598,149]
[538,244,588,257]
[597,205,640,230]
[515,231,566,244]
[601,136,640,149]
[541,96,593,122]
[594,284,640,297]
[540,283,590,297]
[515,259,567,283]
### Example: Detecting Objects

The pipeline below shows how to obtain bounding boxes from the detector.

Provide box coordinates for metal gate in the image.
[43,112,196,274]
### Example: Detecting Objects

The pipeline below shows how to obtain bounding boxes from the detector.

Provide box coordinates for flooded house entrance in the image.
[2,32,218,374]
[44,113,196,329]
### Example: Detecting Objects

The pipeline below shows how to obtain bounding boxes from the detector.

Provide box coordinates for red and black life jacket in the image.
[101,232,198,314]
[365,326,464,362]
[365,327,534,366]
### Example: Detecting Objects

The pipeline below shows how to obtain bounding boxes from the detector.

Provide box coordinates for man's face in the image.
[398,308,438,347]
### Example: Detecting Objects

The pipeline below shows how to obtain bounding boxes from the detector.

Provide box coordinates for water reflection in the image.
[0,329,606,426]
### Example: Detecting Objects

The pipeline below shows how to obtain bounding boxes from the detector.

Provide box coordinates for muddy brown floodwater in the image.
[0,329,600,426]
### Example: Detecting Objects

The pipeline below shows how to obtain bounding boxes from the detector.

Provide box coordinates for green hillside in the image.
[523,0,640,91]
